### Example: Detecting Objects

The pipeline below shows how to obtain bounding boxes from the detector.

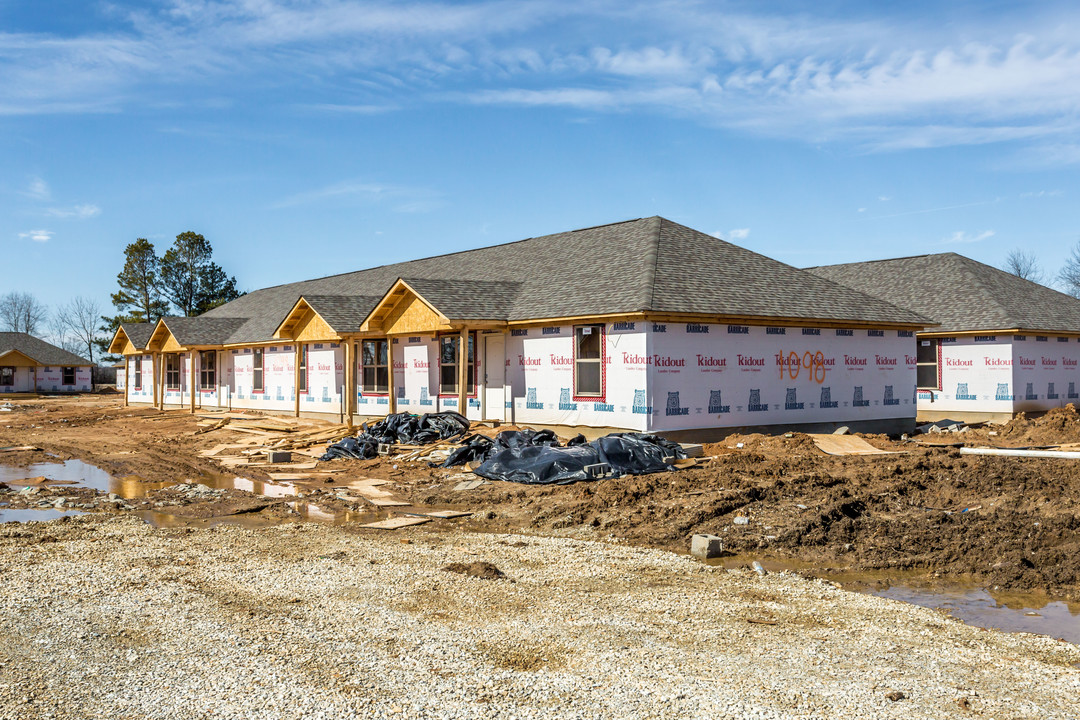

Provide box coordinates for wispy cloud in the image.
[22,176,50,200]
[728,228,750,240]
[2,1,1080,159]
[18,229,52,243]
[45,203,100,219]
[944,229,995,244]
[272,180,443,213]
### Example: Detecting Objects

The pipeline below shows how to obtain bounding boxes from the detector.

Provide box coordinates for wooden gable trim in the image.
[272,297,341,342]
[108,326,138,355]
[361,279,453,335]
[0,349,40,367]
[147,319,188,353]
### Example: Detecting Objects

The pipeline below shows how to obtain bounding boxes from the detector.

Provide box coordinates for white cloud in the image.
[18,229,52,242]
[45,203,100,219]
[878,196,890,201]
[944,229,995,244]
[728,228,750,240]
[857,207,867,213]
[23,176,50,200]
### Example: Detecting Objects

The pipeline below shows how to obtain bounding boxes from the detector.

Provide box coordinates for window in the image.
[199,351,215,390]
[165,354,180,391]
[0,367,13,386]
[62,367,75,386]
[440,334,475,395]
[252,348,264,392]
[297,344,308,393]
[134,357,142,390]
[361,339,389,393]
[917,338,940,389]
[574,325,603,397]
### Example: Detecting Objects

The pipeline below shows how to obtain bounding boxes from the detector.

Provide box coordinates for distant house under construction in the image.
[0,333,93,394]
[808,252,1080,422]
[109,217,931,438]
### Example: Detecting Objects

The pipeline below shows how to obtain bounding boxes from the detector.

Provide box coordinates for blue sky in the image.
[3,0,1079,325]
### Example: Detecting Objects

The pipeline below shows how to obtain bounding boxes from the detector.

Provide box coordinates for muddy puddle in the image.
[0,460,113,492]
[713,554,1080,645]
[0,508,86,523]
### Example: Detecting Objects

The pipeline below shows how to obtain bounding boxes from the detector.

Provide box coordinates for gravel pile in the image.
[1,515,1077,719]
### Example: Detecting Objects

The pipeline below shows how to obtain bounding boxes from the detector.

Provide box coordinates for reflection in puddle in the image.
[0,508,85,523]
[872,585,1080,645]
[710,553,1080,646]
[0,460,113,492]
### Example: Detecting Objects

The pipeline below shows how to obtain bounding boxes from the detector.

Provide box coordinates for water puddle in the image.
[872,585,1080,645]
[711,554,1080,645]
[0,460,113,492]
[0,508,86,523]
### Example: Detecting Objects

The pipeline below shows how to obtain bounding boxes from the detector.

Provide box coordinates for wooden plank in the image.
[0,445,39,453]
[366,498,411,507]
[808,434,902,456]
[410,510,471,519]
[358,516,430,530]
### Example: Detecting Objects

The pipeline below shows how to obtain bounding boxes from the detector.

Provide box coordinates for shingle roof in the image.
[192,216,928,344]
[0,333,90,366]
[159,317,248,346]
[399,278,522,320]
[806,252,1080,334]
[119,322,155,349]
[301,295,383,333]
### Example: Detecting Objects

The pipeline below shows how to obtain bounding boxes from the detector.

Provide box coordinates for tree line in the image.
[2,232,239,364]
[1004,240,1080,294]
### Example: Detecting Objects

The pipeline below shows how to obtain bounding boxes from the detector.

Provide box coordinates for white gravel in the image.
[1,515,1077,719]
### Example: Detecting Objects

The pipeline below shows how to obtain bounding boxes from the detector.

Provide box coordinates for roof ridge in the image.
[804,252,951,270]
[641,217,661,311]
[950,254,1020,327]
[211,217,654,302]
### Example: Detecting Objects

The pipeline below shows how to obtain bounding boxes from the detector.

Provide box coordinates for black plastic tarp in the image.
[470,432,686,485]
[320,411,470,461]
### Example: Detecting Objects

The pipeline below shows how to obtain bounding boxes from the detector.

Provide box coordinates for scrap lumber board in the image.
[358,516,430,530]
[0,446,39,453]
[808,434,902,456]
[409,510,472,519]
[199,443,249,457]
[366,498,411,507]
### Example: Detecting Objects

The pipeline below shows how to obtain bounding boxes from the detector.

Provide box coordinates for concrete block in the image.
[584,463,611,479]
[265,450,292,463]
[733,516,750,526]
[377,443,392,456]
[690,534,723,559]
[679,443,704,458]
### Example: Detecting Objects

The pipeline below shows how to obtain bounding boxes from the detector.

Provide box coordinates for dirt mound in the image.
[990,404,1080,446]
[442,561,506,580]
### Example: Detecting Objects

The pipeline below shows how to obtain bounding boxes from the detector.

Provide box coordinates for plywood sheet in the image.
[411,510,472,519]
[808,434,902,456]
[358,516,430,530]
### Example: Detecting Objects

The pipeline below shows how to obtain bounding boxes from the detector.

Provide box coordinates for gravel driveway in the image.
[1,515,1077,719]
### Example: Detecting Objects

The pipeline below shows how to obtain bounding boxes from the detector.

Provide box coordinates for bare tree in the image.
[1060,240,1080,298]
[55,296,102,363]
[0,291,49,335]
[1004,249,1044,283]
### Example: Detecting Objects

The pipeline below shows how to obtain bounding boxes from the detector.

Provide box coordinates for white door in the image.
[483,334,506,421]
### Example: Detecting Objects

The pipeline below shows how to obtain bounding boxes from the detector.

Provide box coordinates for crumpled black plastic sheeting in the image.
[439,428,582,468]
[471,432,686,485]
[319,411,470,461]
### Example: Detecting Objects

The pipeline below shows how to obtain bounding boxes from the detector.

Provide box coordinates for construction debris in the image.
[319,412,470,461]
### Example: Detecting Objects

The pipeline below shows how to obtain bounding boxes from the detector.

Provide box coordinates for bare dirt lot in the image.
[2,397,1080,601]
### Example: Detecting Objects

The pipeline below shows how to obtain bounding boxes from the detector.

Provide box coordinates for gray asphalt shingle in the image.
[807,253,1080,334]
[0,333,91,366]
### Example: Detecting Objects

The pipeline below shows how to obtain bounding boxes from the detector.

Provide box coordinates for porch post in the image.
[457,328,468,414]
[388,337,397,415]
[123,358,129,407]
[344,340,354,427]
[294,343,302,418]
[153,353,160,410]
[189,351,196,414]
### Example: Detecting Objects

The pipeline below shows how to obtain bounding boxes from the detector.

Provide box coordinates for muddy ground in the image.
[3,396,1080,600]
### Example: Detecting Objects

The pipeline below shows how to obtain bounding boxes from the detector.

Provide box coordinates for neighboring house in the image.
[110,217,931,437]
[808,252,1080,422]
[0,333,93,393]
[114,360,126,391]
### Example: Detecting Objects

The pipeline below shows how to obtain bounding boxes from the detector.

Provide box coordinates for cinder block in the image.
[679,443,704,458]
[265,450,292,463]
[584,463,611,478]
[691,534,723,559]
[377,443,392,456]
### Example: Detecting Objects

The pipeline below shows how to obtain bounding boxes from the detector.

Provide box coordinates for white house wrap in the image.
[810,253,1080,422]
